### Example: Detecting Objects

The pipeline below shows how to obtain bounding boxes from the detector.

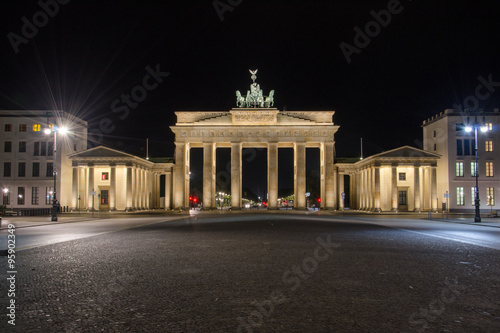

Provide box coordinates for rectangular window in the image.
[41,142,46,156]
[4,141,12,152]
[486,162,494,177]
[457,187,465,206]
[464,139,470,156]
[399,173,406,181]
[485,123,493,131]
[19,141,26,153]
[5,124,12,131]
[433,143,437,151]
[456,123,464,131]
[46,187,53,205]
[34,142,40,156]
[74,143,77,151]
[19,124,27,132]
[32,187,39,205]
[46,162,53,177]
[471,187,477,206]
[2,190,9,205]
[433,130,437,137]
[456,162,464,177]
[102,172,109,180]
[471,162,477,177]
[18,162,26,177]
[48,141,53,156]
[32,162,40,177]
[485,140,493,152]
[17,187,25,205]
[3,162,11,177]
[487,187,495,206]
[457,140,463,156]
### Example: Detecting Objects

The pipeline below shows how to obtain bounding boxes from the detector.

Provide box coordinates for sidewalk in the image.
[0,216,98,230]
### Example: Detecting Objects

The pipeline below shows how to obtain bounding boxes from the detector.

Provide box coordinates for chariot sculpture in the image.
[236,69,275,108]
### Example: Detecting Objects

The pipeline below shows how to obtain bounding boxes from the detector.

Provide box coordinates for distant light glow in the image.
[44,128,52,134]
[480,126,488,133]
[465,126,473,133]
[59,126,69,135]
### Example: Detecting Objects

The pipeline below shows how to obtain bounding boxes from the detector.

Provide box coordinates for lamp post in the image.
[465,111,489,222]
[45,125,68,221]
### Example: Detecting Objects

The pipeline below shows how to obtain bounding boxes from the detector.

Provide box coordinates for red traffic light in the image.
[193,198,197,203]
[189,196,193,201]
[317,198,321,202]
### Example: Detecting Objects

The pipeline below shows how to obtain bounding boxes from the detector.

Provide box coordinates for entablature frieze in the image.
[171,127,338,143]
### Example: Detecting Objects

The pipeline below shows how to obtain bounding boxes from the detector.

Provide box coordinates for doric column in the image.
[294,142,306,209]
[71,166,78,210]
[164,171,172,210]
[391,165,398,211]
[126,165,133,211]
[414,165,421,212]
[431,165,438,212]
[268,142,278,209]
[374,166,381,211]
[367,167,373,210]
[173,142,189,209]
[231,142,242,209]
[131,166,137,209]
[324,142,336,209]
[338,172,345,210]
[109,164,116,211]
[203,142,216,210]
[360,169,365,209]
[88,164,94,211]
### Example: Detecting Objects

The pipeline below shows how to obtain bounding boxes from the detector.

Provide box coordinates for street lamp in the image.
[45,125,69,221]
[465,112,489,222]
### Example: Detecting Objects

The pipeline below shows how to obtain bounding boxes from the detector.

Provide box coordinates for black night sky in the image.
[1,0,500,199]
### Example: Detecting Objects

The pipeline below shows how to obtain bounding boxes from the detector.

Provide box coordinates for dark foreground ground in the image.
[1,214,499,332]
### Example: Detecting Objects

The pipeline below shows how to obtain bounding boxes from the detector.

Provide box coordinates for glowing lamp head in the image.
[59,126,69,135]
[480,125,488,133]
[464,126,473,133]
[44,128,52,134]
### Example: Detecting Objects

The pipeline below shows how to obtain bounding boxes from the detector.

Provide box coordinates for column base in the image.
[125,207,133,212]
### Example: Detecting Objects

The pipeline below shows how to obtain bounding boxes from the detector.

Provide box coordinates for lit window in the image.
[5,124,12,131]
[17,187,25,205]
[33,124,41,132]
[487,187,495,206]
[19,124,27,132]
[3,189,10,205]
[46,187,53,205]
[485,123,493,130]
[102,172,109,180]
[456,162,464,177]
[471,187,477,206]
[399,173,406,181]
[485,140,493,152]
[486,162,494,177]
[32,187,39,205]
[457,187,465,206]
[471,162,477,177]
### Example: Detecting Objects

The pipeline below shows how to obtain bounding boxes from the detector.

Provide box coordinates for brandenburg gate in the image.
[170,70,339,210]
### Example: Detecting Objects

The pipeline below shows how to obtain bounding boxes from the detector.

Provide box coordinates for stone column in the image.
[391,165,398,211]
[173,142,188,209]
[294,142,306,209]
[431,166,438,212]
[324,142,336,210]
[88,164,94,211]
[414,165,421,212]
[319,143,326,209]
[231,142,242,209]
[126,165,133,211]
[109,165,116,210]
[374,166,381,211]
[165,171,172,210]
[338,172,344,210]
[367,167,372,210]
[71,166,78,210]
[203,143,216,210]
[360,169,365,209]
[268,142,278,209]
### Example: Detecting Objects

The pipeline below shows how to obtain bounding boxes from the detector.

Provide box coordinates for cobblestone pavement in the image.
[0,214,499,332]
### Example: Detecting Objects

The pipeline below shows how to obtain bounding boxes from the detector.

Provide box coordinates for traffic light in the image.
[189,196,192,201]
[193,198,197,203]
[317,198,321,203]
